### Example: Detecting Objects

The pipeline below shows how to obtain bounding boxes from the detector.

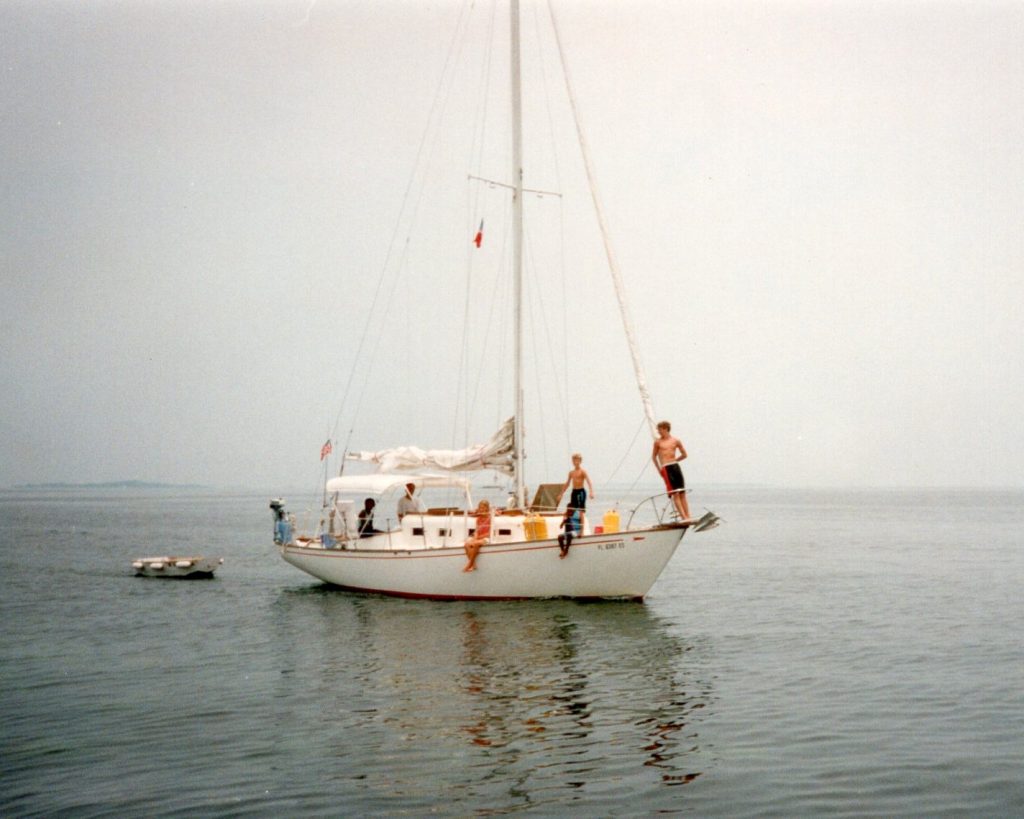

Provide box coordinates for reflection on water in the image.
[272,589,713,812]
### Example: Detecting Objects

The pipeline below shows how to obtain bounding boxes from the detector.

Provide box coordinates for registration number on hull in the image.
[597,540,625,551]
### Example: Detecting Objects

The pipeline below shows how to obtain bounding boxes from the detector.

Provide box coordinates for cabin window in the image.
[498,528,512,536]
[437,528,449,537]
[412,527,424,536]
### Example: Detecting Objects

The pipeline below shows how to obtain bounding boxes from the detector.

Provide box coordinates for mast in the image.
[511,0,526,507]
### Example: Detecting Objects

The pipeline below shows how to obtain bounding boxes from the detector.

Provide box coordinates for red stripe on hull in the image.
[316,581,644,603]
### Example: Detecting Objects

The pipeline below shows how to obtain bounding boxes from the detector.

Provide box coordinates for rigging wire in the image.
[491,205,512,435]
[455,0,500,454]
[523,216,567,479]
[467,201,513,435]
[605,413,651,488]
[315,0,659,508]
[458,192,512,455]
[524,250,551,478]
[546,0,659,438]
[529,2,574,462]
[327,0,476,462]
[449,1,581,489]
[556,195,570,450]
[530,1,572,453]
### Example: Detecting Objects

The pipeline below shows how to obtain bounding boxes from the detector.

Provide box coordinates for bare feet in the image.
[463,564,476,572]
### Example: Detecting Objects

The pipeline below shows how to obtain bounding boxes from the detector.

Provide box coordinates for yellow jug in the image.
[602,508,620,534]
[525,514,549,541]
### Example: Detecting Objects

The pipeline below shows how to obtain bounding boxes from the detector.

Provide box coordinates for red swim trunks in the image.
[660,462,685,493]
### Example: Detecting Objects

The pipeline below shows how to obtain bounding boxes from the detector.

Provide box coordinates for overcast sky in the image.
[2,0,1022,493]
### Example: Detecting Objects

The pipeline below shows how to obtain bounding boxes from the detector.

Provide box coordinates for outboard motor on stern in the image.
[269,498,291,545]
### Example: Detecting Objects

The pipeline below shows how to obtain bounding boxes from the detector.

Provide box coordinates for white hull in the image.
[279,526,686,601]
[133,556,222,578]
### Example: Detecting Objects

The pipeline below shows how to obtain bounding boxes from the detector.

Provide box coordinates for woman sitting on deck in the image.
[462,500,491,572]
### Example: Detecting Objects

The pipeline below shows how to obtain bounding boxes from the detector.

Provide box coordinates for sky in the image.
[2,0,1022,493]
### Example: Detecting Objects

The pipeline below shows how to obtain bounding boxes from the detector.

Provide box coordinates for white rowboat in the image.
[132,556,223,578]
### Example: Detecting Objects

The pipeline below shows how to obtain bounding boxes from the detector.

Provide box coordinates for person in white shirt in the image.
[397,483,426,521]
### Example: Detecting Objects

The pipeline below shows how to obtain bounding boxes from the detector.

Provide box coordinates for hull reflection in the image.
[272,591,713,809]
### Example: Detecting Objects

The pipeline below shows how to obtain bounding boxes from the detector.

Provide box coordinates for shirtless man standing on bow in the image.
[652,420,692,524]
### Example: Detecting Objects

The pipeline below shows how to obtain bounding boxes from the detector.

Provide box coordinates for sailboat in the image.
[272,1,717,601]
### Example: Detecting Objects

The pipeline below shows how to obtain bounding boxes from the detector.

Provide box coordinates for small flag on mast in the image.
[473,219,484,248]
[320,439,332,461]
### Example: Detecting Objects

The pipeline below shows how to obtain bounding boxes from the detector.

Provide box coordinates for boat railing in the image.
[624,491,686,529]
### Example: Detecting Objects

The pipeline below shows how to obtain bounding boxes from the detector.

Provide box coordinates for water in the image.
[2,487,1022,816]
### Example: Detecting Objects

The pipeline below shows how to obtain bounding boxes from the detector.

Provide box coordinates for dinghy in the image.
[132,556,223,578]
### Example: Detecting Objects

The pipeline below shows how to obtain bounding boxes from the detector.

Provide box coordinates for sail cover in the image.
[347,417,515,475]
[324,473,471,495]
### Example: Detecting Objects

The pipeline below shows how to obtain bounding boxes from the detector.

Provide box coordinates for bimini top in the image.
[324,473,472,496]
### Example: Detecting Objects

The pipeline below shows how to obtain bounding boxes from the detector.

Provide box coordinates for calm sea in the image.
[1,486,1022,816]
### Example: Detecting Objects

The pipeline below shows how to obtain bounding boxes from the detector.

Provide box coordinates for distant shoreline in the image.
[11,481,210,491]
[4,481,1021,494]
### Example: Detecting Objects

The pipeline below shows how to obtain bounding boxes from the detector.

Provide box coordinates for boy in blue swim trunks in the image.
[556,453,595,525]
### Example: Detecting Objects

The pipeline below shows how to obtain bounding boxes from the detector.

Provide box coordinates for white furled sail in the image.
[347,417,515,475]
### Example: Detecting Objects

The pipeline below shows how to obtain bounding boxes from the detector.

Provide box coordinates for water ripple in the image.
[3,489,1024,815]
